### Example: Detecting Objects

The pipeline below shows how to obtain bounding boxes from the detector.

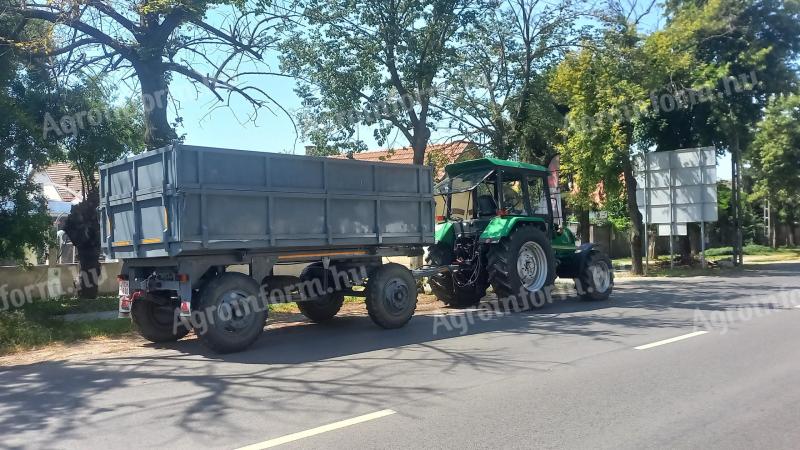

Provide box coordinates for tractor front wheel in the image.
[576,251,614,301]
[487,225,555,304]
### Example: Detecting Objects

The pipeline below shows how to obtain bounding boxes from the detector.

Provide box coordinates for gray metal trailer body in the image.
[100,144,435,353]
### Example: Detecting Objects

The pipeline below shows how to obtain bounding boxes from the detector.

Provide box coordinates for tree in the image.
[550,18,651,274]
[5,0,290,149]
[59,77,145,298]
[282,0,487,164]
[750,93,800,247]
[437,0,586,165]
[652,0,800,261]
[0,11,60,262]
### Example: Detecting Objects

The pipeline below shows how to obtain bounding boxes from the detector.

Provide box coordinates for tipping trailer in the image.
[100,144,435,353]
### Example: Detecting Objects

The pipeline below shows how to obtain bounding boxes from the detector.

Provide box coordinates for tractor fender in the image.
[555,243,597,279]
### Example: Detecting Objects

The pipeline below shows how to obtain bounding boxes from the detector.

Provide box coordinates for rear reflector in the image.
[180,300,191,317]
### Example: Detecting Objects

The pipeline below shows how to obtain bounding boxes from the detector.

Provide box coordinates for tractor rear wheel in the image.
[487,225,555,304]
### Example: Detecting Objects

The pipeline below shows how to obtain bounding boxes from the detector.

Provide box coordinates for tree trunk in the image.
[648,226,658,260]
[410,122,432,165]
[623,159,644,275]
[769,204,777,248]
[135,60,176,150]
[577,208,591,244]
[63,190,101,299]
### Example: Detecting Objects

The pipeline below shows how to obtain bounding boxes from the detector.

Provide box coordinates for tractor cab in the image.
[433,158,566,245]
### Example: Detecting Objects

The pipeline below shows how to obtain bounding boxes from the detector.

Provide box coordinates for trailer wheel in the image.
[196,273,267,353]
[576,251,614,301]
[487,225,555,303]
[365,263,417,329]
[131,294,190,343]
[297,263,345,323]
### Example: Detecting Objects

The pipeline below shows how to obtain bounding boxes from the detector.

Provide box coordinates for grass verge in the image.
[1,297,132,356]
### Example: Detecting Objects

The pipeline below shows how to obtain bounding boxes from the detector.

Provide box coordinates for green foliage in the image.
[550,23,647,207]
[282,0,486,160]
[0,18,60,262]
[749,93,800,223]
[437,0,585,165]
[57,76,146,193]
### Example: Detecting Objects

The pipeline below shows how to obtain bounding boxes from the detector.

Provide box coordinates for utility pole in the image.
[730,137,744,266]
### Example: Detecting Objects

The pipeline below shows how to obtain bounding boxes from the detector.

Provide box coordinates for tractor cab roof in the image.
[444,158,549,177]
[435,158,550,195]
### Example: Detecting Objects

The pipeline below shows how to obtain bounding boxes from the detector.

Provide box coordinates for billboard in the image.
[635,147,718,224]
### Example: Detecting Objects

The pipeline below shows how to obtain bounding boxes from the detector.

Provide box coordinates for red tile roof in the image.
[333,140,478,179]
[42,163,85,202]
[338,141,472,165]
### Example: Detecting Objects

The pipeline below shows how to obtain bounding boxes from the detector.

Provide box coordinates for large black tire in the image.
[196,272,268,353]
[576,251,614,301]
[131,294,190,343]
[366,263,417,329]
[297,263,345,323]
[487,225,556,303]
[429,273,487,308]
[426,243,487,308]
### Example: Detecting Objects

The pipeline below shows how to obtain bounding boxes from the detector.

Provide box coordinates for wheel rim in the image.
[382,277,410,315]
[517,241,548,292]
[588,260,611,293]
[216,289,257,332]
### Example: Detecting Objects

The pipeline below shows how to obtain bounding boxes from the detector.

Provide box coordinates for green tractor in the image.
[427,158,613,307]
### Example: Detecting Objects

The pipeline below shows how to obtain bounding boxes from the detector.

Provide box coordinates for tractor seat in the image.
[477,195,497,217]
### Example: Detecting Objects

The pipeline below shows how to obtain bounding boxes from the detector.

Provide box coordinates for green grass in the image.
[16,295,119,317]
[0,297,132,356]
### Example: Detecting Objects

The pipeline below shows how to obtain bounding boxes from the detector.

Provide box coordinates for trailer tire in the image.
[576,251,614,301]
[297,264,345,323]
[366,263,417,329]
[487,225,555,305]
[131,294,190,343]
[196,273,267,353]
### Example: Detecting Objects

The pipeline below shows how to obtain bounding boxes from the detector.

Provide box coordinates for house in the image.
[334,140,481,180]
[31,162,87,217]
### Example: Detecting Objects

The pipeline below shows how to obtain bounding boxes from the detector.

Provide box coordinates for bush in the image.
[703,246,733,257]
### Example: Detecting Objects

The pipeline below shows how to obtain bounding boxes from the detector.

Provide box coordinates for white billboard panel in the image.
[635,147,718,224]
[658,223,687,236]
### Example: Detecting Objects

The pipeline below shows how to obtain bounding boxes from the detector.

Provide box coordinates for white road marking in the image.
[634,331,708,350]
[234,409,396,449]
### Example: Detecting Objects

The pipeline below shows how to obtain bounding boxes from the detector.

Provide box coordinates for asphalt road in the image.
[2,262,800,450]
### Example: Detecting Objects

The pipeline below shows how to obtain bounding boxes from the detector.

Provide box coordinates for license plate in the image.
[119,280,130,297]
